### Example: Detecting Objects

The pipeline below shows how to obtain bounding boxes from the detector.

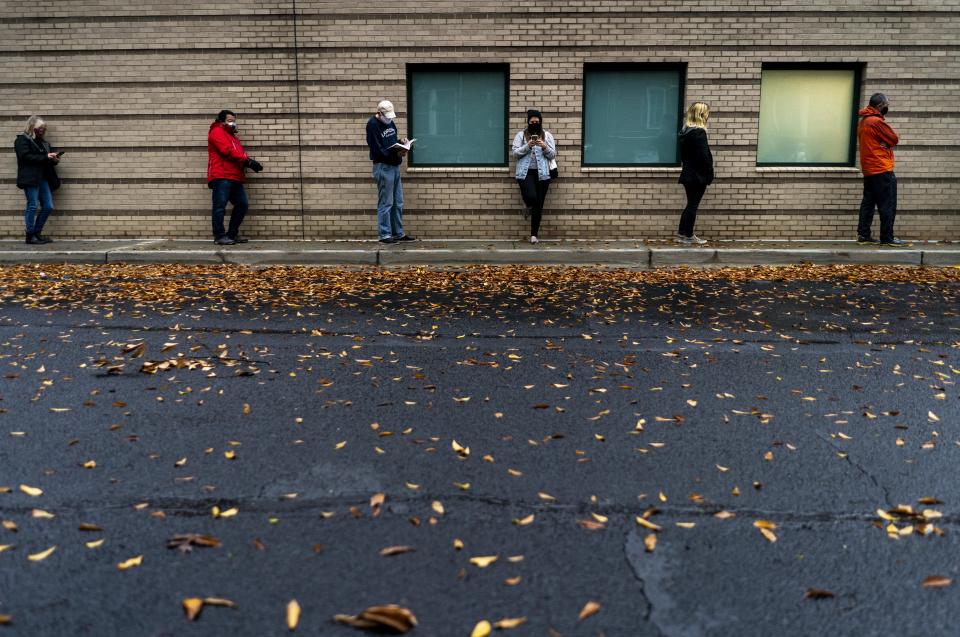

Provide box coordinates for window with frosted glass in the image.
[583,65,683,166]
[757,67,860,165]
[407,65,508,166]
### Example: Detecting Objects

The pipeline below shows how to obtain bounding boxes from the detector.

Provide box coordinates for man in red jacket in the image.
[857,93,907,247]
[207,110,262,245]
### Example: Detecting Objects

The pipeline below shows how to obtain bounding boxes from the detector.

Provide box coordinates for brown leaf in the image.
[922,575,953,589]
[578,600,602,621]
[804,588,835,600]
[334,605,418,633]
[167,534,222,553]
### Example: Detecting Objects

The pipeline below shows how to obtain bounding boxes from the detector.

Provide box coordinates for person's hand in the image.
[400,138,409,144]
[397,148,408,157]
[536,139,547,149]
[47,152,58,160]
[528,138,537,148]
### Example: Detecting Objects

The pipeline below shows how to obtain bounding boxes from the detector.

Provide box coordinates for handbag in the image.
[548,157,558,179]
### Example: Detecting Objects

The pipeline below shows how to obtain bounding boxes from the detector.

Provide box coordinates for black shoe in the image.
[379,237,397,244]
[214,236,236,245]
[880,238,911,247]
[857,235,879,245]
[228,235,249,244]
[395,235,416,242]
[25,234,43,245]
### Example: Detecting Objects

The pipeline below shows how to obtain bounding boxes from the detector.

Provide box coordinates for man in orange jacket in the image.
[857,93,907,246]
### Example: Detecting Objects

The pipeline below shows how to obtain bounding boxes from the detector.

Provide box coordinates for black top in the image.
[365,116,402,166]
[14,134,60,191]
[677,126,714,186]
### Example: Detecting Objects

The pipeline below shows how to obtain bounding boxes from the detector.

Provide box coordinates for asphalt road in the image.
[0,267,958,636]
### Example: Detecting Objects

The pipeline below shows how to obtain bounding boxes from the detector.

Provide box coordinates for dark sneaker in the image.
[379,237,397,244]
[228,235,249,244]
[395,235,416,242]
[880,238,911,247]
[857,235,879,245]
[35,235,53,244]
[25,234,43,245]
[214,236,236,245]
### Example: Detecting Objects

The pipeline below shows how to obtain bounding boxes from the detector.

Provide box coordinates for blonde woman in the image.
[14,115,61,244]
[676,102,713,245]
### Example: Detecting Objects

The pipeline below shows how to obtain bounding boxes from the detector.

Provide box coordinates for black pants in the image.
[858,172,897,243]
[210,178,248,239]
[518,171,550,236]
[678,182,707,237]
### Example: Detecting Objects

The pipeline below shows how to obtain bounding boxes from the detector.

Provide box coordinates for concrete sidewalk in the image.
[0,239,958,267]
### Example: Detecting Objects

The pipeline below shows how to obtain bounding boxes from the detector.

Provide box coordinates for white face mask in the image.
[379,113,394,123]
[226,121,237,129]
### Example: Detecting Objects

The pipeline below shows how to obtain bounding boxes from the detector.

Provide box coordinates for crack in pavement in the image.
[813,432,895,509]
[623,530,667,637]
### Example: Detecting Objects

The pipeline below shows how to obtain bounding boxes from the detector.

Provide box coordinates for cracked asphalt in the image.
[0,268,958,636]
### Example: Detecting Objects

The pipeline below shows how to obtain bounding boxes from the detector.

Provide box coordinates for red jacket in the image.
[857,106,898,177]
[207,121,248,185]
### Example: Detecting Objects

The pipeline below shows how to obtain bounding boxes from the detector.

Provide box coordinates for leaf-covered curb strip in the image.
[0,263,958,312]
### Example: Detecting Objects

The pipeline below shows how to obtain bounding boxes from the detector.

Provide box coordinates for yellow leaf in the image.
[85,539,104,549]
[716,464,729,472]
[591,512,608,523]
[644,533,657,552]
[469,555,498,568]
[753,520,778,530]
[494,617,527,629]
[578,601,602,621]
[28,546,56,562]
[334,441,347,450]
[714,510,736,520]
[224,450,236,460]
[242,403,251,415]
[183,597,204,621]
[513,514,535,526]
[658,491,667,503]
[537,492,556,502]
[431,501,444,515]
[19,484,42,497]
[117,555,143,570]
[471,620,492,637]
[286,599,301,630]
[635,516,661,531]
[0,544,13,553]
[928,411,940,422]
[676,522,696,529]
[31,509,54,519]
[82,460,97,469]
[759,528,778,543]
[453,538,464,550]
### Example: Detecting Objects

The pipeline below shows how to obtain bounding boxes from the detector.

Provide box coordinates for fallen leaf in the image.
[287,599,301,630]
[471,620,492,637]
[494,617,527,629]
[644,533,657,552]
[380,545,415,557]
[85,539,105,549]
[117,555,143,570]
[804,588,835,599]
[923,575,952,589]
[183,598,204,621]
[19,484,42,497]
[28,546,56,562]
[333,605,417,633]
[470,555,498,568]
[513,514,535,526]
[578,601,602,621]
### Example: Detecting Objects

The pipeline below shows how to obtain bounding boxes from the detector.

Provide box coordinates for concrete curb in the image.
[0,241,956,268]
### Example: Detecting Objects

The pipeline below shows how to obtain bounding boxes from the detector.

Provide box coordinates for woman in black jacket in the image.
[676,102,714,245]
[14,115,61,244]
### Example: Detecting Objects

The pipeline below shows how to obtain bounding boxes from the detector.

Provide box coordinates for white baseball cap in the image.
[377,100,397,120]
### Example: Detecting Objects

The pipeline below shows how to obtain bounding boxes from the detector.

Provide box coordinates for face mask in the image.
[528,122,542,134]
[880,106,889,116]
[380,114,394,124]
[226,121,237,129]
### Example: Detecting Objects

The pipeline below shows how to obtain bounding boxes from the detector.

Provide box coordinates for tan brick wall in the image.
[1,1,958,240]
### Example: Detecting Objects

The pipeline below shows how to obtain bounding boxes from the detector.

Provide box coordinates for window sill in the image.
[580,167,681,173]
[755,166,861,173]
[406,166,511,173]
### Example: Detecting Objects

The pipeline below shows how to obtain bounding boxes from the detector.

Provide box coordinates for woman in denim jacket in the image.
[511,109,556,244]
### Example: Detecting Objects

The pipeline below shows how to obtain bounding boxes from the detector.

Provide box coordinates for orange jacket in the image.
[857,106,898,176]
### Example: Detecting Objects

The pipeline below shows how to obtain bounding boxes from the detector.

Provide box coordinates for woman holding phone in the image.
[512,109,556,244]
[14,115,61,244]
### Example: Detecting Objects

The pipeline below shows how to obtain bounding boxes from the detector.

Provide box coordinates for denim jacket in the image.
[512,130,556,181]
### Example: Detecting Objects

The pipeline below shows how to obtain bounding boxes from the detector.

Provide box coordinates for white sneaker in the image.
[675,234,706,245]
[530,236,539,244]
[689,234,707,245]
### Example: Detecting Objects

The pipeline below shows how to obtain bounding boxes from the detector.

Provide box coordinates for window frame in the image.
[580,62,687,168]
[405,63,511,168]
[756,62,864,168]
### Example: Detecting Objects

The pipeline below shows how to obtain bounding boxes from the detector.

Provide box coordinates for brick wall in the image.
[1,1,958,240]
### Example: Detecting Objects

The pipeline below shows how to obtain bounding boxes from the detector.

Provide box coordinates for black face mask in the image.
[880,106,889,116]
[528,122,542,135]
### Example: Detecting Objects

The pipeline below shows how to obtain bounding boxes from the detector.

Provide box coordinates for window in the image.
[407,64,508,167]
[582,64,684,166]
[757,65,862,166]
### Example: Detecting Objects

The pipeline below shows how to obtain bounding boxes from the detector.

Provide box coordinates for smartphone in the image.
[530,135,539,142]
[56,151,65,157]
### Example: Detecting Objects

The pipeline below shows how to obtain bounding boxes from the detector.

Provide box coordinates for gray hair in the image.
[23,115,46,137]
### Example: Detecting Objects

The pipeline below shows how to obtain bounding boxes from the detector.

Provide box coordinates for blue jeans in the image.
[373,163,404,239]
[23,180,54,235]
[210,179,248,239]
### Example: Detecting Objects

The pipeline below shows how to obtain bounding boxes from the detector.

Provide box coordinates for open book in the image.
[388,138,416,151]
